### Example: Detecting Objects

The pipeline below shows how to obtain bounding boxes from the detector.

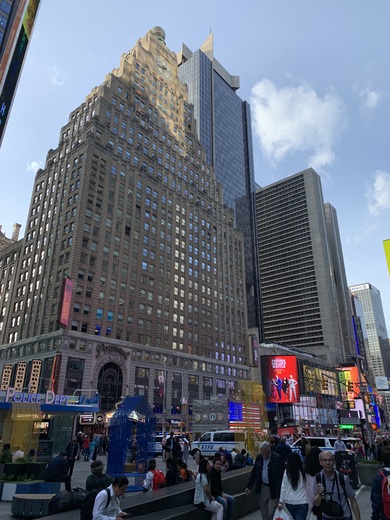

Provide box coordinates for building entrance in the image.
[97,363,123,412]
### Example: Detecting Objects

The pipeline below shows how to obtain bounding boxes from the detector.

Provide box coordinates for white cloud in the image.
[366,170,390,215]
[250,79,347,171]
[356,85,382,113]
[48,66,65,86]
[26,161,43,173]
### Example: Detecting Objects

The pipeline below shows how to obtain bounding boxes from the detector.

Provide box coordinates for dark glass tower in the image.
[178,34,262,336]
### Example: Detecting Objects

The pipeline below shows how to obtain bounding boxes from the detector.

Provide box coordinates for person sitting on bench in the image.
[44,451,71,492]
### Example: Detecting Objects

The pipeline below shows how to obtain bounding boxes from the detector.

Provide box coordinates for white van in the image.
[191,430,247,457]
[291,436,356,455]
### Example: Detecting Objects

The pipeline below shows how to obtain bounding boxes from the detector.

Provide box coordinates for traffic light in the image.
[322,378,328,391]
[347,381,353,392]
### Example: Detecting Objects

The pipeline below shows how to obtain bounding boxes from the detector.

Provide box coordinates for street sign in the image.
[340,417,360,425]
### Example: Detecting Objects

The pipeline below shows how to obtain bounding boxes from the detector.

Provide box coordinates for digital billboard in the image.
[0,0,41,145]
[303,365,338,396]
[262,355,299,403]
[58,277,73,327]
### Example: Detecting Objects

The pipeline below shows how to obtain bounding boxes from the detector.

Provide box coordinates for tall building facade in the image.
[0,27,250,425]
[349,283,388,377]
[323,203,355,358]
[177,34,261,335]
[0,0,41,145]
[255,168,347,365]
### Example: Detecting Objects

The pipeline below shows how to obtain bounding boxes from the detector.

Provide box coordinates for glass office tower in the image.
[178,34,262,335]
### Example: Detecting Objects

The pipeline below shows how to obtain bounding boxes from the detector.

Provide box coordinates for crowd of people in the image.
[9,427,390,520]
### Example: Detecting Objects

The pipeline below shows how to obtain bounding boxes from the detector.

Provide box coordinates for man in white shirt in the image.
[334,434,347,452]
[92,476,129,520]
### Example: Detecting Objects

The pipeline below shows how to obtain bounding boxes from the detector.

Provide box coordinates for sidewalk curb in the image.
[355,484,365,499]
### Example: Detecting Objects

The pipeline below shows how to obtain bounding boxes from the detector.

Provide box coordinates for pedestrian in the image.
[44,452,71,492]
[172,435,182,461]
[161,433,167,462]
[245,441,285,520]
[166,432,174,459]
[92,475,129,520]
[83,435,91,461]
[86,460,113,492]
[90,437,97,462]
[371,447,390,520]
[209,457,235,520]
[65,436,79,477]
[181,434,190,464]
[277,452,309,520]
[303,446,322,520]
[193,457,224,520]
[375,436,384,463]
[275,436,292,463]
[334,433,347,453]
[313,452,361,520]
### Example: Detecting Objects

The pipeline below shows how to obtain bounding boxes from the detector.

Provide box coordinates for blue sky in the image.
[1,1,390,329]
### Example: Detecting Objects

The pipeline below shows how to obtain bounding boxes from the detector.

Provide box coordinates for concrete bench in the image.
[11,493,56,518]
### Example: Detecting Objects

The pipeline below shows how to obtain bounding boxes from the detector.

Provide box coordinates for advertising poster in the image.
[263,355,299,403]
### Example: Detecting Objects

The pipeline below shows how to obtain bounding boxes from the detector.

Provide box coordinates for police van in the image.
[191,430,247,457]
[291,436,356,455]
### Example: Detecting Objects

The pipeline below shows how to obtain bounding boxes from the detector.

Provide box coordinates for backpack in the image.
[151,469,166,490]
[80,488,111,520]
[379,471,390,519]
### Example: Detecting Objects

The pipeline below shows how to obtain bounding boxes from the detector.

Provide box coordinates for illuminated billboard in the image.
[58,277,73,327]
[0,0,41,145]
[262,355,299,403]
[339,366,361,403]
[303,365,338,396]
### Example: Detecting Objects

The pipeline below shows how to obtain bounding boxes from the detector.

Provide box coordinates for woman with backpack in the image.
[143,459,166,492]
[277,452,309,520]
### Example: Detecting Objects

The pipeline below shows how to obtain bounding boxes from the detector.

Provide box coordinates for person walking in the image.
[245,441,285,520]
[277,452,309,520]
[209,457,235,520]
[313,451,361,520]
[304,446,323,520]
[193,457,223,520]
[334,433,347,452]
[371,447,390,520]
[83,435,91,461]
[65,436,79,477]
[275,436,292,464]
[161,433,168,462]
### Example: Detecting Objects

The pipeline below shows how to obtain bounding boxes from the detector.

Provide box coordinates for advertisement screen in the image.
[58,277,73,327]
[263,355,299,403]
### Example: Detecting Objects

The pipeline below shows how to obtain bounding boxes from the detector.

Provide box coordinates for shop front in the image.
[0,387,99,460]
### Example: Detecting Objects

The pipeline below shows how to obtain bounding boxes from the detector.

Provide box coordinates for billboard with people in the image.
[262,355,300,403]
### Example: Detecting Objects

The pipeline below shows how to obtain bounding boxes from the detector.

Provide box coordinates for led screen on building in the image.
[58,277,73,327]
[262,355,299,403]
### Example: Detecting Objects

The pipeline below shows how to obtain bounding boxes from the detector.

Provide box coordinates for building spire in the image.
[200,32,214,60]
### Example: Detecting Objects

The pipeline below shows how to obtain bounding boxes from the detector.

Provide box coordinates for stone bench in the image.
[11,493,56,519]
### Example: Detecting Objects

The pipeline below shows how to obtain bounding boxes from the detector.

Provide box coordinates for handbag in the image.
[272,508,292,520]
